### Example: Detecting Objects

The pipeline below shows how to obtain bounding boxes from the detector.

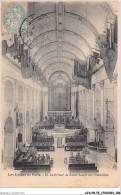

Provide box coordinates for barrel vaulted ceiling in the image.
[20,2,116,79]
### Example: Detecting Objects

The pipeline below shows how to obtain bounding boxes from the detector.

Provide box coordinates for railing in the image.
[87,143,97,151]
[97,147,107,153]
[87,142,107,153]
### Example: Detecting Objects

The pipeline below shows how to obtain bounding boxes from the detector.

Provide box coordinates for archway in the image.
[48,71,71,124]
[4,116,14,168]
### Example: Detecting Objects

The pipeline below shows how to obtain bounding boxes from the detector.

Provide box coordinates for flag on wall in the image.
[32,65,40,82]
[2,40,8,55]
[106,15,117,50]
[18,41,24,62]
[73,74,91,89]
[74,59,88,76]
[104,49,117,82]
[87,56,95,72]
[7,34,18,57]
[73,59,92,89]
[97,34,117,82]
[114,15,117,44]
[74,59,79,76]
[21,49,28,67]
[21,49,32,78]
[14,34,18,51]
[2,34,24,62]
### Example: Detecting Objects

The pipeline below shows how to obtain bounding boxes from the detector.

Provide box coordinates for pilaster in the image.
[99,80,104,126]
[92,84,95,119]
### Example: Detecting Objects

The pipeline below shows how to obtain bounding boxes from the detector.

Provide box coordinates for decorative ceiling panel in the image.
[41,56,73,70]
[19,2,115,81]
[63,31,91,56]
[28,2,56,17]
[38,50,58,64]
[63,15,96,50]
[44,64,72,80]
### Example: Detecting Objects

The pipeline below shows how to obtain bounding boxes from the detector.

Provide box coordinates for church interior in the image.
[2,2,118,172]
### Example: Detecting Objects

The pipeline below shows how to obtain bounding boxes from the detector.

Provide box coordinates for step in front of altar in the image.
[69,163,98,171]
[54,124,65,129]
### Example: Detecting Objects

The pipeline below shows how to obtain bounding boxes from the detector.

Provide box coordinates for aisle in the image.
[37,127,102,173]
[38,137,70,173]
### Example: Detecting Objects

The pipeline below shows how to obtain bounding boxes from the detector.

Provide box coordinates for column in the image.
[35,90,37,123]
[37,90,40,122]
[92,84,95,119]
[76,91,79,119]
[71,86,76,118]
[112,73,118,163]
[78,90,81,120]
[81,90,84,119]
[83,89,86,119]
[45,88,48,118]
[33,89,36,125]
[2,77,5,164]
[23,85,26,145]
[99,80,104,126]
[86,89,89,119]
[29,86,32,134]
[40,90,43,121]
[28,86,32,143]
[14,80,18,152]
[42,87,48,118]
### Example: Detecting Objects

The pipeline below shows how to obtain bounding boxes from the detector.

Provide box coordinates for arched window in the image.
[4,116,13,133]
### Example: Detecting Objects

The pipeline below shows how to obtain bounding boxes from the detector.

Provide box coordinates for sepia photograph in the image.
[1,0,120,188]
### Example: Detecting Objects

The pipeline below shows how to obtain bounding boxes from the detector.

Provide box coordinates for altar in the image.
[48,111,72,124]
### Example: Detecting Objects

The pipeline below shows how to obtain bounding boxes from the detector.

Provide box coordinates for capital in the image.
[112,73,118,85]
[42,87,48,93]
[14,80,19,87]
[91,84,95,91]
[99,80,104,89]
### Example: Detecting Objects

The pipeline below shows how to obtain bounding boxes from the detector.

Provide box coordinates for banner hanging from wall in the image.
[73,59,92,89]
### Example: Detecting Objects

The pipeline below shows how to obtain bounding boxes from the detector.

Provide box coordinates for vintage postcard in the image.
[1,0,120,188]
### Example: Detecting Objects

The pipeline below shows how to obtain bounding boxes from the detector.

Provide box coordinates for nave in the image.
[2,1,118,174]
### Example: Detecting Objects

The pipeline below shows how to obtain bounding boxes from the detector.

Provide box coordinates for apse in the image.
[48,71,71,111]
